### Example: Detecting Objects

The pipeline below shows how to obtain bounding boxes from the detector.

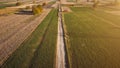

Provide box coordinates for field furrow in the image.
[0,14,33,44]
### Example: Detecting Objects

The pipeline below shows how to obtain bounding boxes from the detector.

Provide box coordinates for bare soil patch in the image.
[62,6,72,12]
[105,10,120,15]
[0,8,18,16]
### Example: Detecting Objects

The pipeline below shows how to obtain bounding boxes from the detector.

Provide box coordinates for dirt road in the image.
[56,4,66,68]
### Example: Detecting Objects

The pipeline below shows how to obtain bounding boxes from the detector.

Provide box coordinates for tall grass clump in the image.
[32,5,43,15]
[25,6,31,9]
[16,2,22,6]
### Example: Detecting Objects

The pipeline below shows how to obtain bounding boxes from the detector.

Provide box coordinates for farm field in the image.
[1,0,120,68]
[0,2,15,9]
[1,8,58,68]
[64,7,120,68]
[0,14,33,43]
[0,13,33,65]
[0,8,51,65]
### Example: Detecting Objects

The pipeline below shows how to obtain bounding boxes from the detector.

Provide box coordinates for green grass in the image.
[1,8,58,68]
[0,2,7,4]
[64,7,120,68]
[48,1,56,5]
[0,3,15,9]
[29,9,58,68]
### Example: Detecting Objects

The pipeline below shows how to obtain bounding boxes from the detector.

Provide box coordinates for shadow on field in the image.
[15,10,33,15]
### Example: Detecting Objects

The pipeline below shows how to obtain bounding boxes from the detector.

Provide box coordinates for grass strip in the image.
[29,8,58,68]
[0,4,15,9]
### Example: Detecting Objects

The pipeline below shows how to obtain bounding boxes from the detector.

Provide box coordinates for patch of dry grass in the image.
[0,8,19,15]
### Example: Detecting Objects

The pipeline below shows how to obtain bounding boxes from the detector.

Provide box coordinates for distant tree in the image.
[33,0,36,4]
[32,5,43,15]
[16,0,22,6]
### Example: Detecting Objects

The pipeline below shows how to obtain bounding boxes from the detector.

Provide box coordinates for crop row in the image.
[64,7,120,68]
[0,14,33,44]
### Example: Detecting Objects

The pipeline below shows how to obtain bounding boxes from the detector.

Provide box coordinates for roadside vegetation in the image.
[30,9,58,68]
[48,1,56,5]
[16,2,22,6]
[64,7,120,68]
[1,8,58,68]
[32,5,43,15]
[0,2,7,4]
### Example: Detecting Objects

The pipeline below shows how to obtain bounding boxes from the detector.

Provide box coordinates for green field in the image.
[1,9,58,68]
[64,7,120,68]
[0,2,7,4]
[0,3,15,9]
